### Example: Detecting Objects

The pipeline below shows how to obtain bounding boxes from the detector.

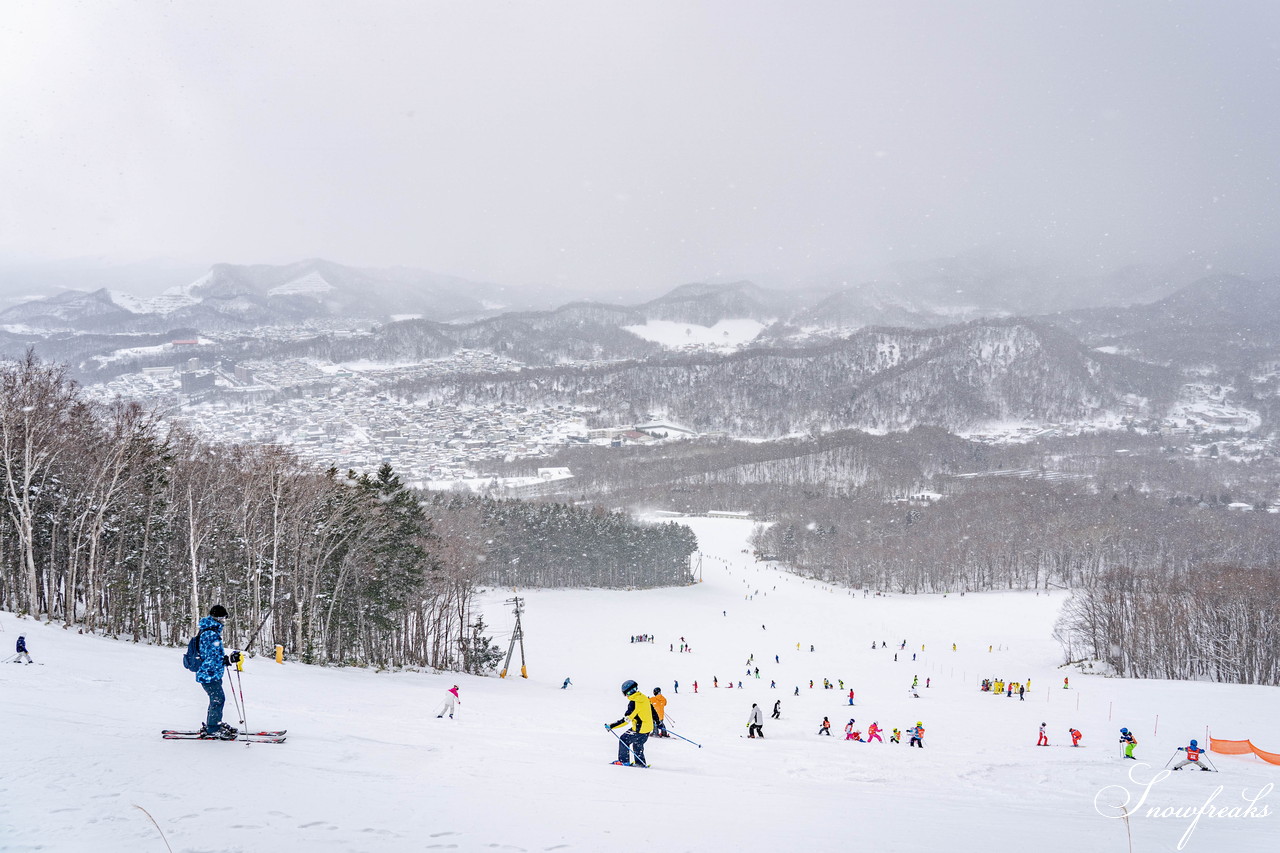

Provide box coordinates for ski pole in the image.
[605,725,638,763]
[234,665,249,735]
[222,667,244,730]
[666,729,703,748]
[1204,754,1219,773]
[1164,751,1178,770]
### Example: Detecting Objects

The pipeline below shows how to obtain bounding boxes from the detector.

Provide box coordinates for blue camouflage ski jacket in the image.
[195,616,226,684]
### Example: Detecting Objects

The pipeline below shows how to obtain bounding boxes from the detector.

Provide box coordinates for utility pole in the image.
[499,596,527,679]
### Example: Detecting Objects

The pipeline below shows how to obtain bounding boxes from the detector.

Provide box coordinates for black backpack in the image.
[182,626,216,672]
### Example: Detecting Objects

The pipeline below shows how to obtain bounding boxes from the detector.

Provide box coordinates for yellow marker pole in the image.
[275,645,284,664]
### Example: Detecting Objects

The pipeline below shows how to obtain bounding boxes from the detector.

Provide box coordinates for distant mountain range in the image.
[0,254,1199,336]
[0,259,523,331]
[1046,274,1280,371]
[4,257,1280,438]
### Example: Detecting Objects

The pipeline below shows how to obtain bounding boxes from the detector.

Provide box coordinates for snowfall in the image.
[2,516,1277,853]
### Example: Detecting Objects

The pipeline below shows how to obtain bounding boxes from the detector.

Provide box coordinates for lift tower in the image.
[499,596,527,679]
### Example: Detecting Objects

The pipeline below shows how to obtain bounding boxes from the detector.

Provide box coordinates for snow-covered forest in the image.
[398,320,1178,436]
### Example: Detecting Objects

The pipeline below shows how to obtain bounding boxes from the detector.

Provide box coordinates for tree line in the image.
[424,492,698,589]
[1054,565,1280,685]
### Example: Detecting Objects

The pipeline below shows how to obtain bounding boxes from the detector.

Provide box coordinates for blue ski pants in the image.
[619,731,649,766]
[202,680,226,730]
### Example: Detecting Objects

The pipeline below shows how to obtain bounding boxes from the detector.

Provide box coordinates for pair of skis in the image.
[161,728,287,744]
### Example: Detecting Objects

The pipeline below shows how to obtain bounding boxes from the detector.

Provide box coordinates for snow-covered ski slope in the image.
[2,516,1276,852]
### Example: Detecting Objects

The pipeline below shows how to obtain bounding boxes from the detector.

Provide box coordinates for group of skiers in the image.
[629,635,655,644]
[821,717,924,746]
[981,677,1030,699]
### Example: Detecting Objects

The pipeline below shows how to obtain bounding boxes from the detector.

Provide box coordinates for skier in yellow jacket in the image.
[607,680,656,767]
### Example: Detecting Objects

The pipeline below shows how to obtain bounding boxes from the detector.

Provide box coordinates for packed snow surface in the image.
[623,319,765,349]
[268,272,336,297]
[3,516,1277,852]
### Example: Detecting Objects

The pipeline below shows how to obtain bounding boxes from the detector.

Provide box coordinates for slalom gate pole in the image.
[666,729,703,749]
[605,726,638,763]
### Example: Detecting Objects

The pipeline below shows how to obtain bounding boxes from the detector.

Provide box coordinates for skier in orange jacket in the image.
[651,687,669,737]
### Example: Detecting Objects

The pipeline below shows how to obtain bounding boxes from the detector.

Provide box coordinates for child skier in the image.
[1037,722,1049,746]
[818,717,832,736]
[1069,728,1083,747]
[890,728,901,744]
[651,687,669,736]
[14,635,33,664]
[606,680,656,767]
[847,689,855,705]
[438,684,460,718]
[867,722,883,743]
[1119,727,1137,760]
[1172,739,1211,771]
[844,719,858,741]
[908,721,925,748]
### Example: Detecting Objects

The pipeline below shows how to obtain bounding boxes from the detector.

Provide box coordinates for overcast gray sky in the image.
[1,0,1278,292]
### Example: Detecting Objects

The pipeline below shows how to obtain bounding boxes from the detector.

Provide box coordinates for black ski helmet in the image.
[653,687,661,694]
[621,679,638,695]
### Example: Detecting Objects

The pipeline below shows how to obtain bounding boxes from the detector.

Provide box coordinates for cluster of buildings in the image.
[89,349,702,491]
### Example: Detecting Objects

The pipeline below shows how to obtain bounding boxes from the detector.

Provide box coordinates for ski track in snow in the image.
[2,516,1277,852]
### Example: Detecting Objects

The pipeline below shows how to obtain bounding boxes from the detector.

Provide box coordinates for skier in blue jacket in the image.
[14,635,33,664]
[196,605,238,739]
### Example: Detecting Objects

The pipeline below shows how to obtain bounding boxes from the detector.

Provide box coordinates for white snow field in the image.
[2,516,1277,853]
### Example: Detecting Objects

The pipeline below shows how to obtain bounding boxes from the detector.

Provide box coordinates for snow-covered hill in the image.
[2,516,1276,852]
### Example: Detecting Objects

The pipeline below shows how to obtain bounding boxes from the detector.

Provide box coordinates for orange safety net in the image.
[1210,736,1280,765]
